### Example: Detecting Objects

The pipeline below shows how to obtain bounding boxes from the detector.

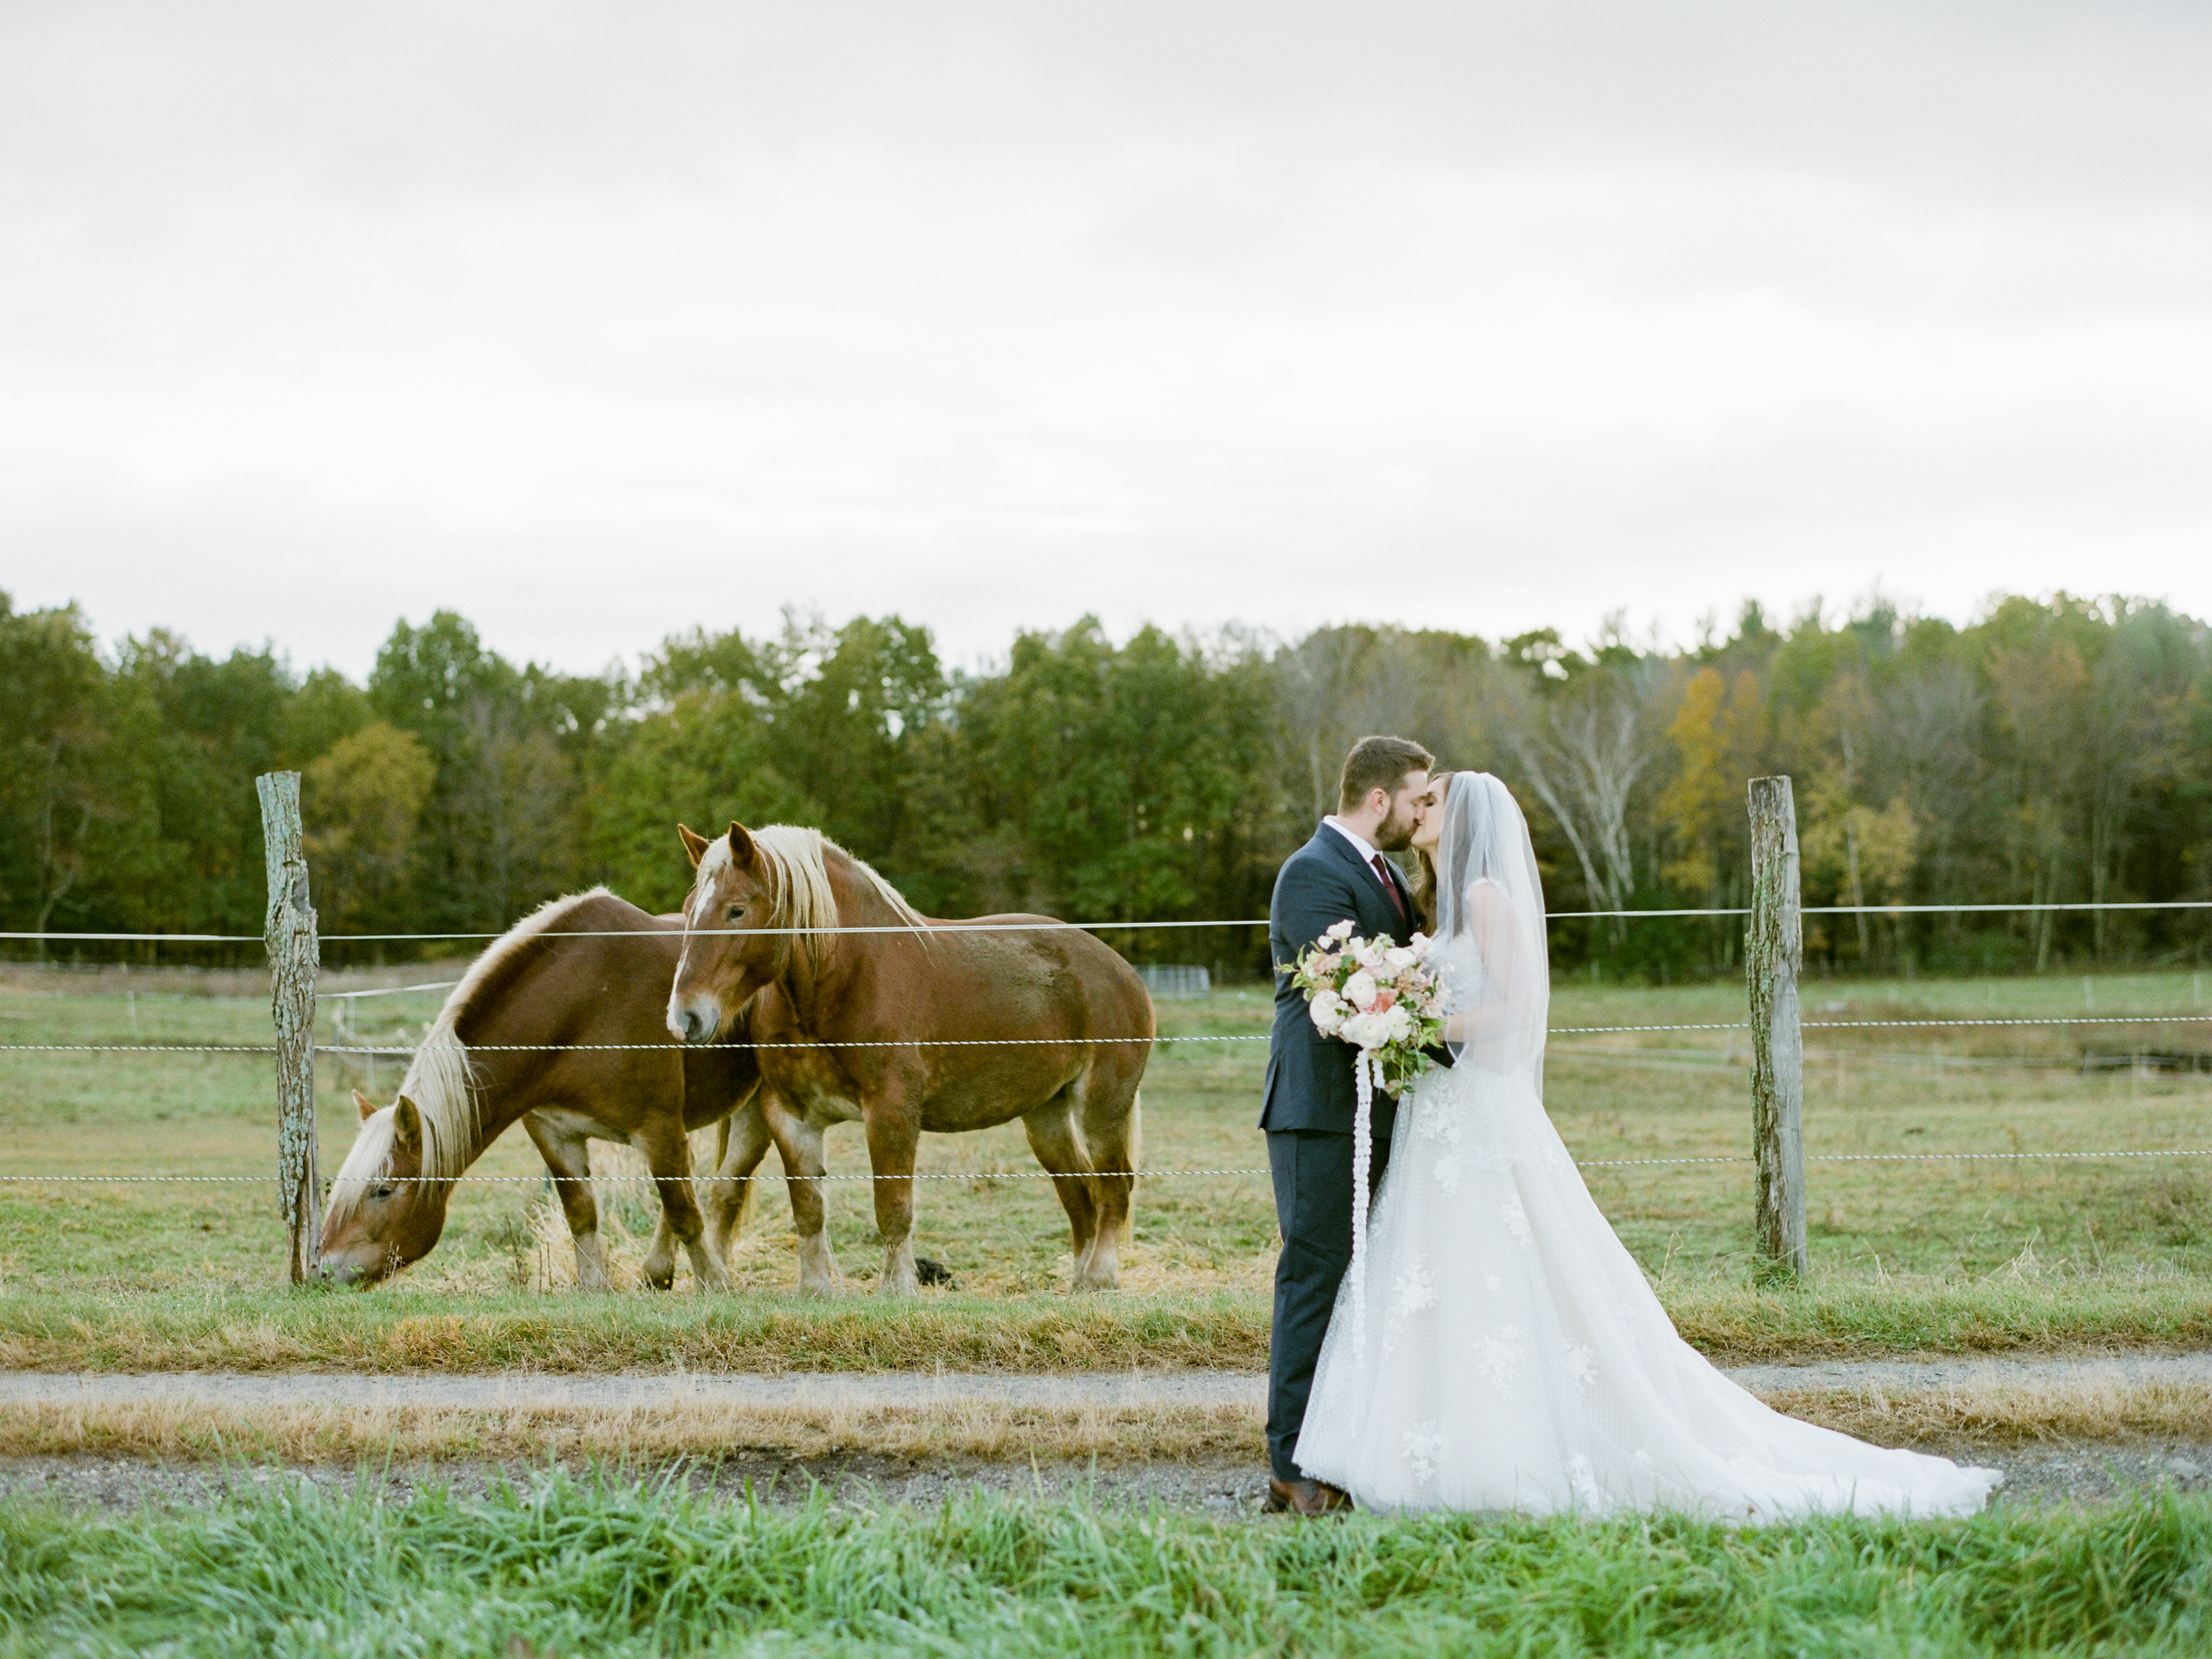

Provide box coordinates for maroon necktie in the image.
[1371,853,1407,926]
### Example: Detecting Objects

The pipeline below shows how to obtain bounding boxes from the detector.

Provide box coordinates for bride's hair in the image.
[1407,772,1456,932]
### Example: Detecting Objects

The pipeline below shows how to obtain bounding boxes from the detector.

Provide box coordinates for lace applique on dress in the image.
[1432,1153,1463,1194]
[1562,1339,1598,1392]
[1484,1273,1502,1294]
[1566,1454,1603,1508]
[1381,1254,1437,1361]
[1402,1422,1446,1484]
[1502,1192,1532,1249]
[1473,1325,1525,1397]
[1392,1256,1438,1318]
[1414,1094,1465,1147]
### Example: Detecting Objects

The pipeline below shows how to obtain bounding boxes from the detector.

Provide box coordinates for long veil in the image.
[1432,772,1550,1093]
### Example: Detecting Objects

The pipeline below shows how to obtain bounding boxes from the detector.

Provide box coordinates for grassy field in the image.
[4,1475,2211,1656]
[3,964,2210,1365]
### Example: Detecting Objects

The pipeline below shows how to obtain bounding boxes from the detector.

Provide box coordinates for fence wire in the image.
[8,894,2212,947]
[4,1010,2210,1057]
[10,1144,2212,1187]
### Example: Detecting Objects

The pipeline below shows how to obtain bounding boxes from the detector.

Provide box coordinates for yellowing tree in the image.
[1657,666,1769,913]
[303,722,435,934]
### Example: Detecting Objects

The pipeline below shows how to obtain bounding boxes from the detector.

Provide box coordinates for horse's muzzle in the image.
[667,997,723,1046]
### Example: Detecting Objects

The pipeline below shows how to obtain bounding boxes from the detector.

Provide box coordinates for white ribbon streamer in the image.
[1350,1048,1373,1362]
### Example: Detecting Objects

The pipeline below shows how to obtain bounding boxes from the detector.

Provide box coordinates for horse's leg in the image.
[703,1100,773,1267]
[640,1128,688,1289]
[523,1112,611,1293]
[863,1089,923,1297]
[1020,1094,1103,1290]
[1069,1064,1143,1291]
[635,1118,728,1293]
[764,1093,841,1294]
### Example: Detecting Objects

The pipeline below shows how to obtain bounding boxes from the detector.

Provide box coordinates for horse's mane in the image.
[326,889,601,1228]
[740,826,928,967]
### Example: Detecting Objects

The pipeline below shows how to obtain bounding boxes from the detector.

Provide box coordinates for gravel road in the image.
[7,1355,2212,1515]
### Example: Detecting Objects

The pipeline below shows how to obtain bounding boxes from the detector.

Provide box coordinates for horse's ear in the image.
[726,822,758,865]
[391,1095,423,1158]
[352,1088,377,1123]
[678,824,712,868]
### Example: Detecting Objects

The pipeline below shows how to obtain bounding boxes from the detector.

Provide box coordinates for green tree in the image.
[303,722,437,935]
[369,612,596,931]
[0,596,113,942]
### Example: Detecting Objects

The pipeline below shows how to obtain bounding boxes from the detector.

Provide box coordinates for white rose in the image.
[1383,1003,1414,1041]
[1340,1011,1386,1049]
[1325,920,1356,941]
[1310,989,1347,1033]
[1340,970,1379,1011]
[1384,946,1417,972]
[1409,932,1432,956]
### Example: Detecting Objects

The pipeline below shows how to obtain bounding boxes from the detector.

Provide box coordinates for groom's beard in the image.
[1373,805,1418,852]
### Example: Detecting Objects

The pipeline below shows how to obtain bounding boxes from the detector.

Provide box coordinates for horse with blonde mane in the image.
[319,888,769,1289]
[669,822,1153,1294]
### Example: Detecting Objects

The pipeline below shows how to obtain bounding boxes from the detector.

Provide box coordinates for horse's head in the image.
[667,821,790,1044]
[316,1089,453,1286]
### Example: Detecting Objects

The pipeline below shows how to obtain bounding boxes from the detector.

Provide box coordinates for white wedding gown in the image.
[1294,776,2001,1522]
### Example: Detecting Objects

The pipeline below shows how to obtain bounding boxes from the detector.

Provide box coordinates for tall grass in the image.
[4,1474,2210,1656]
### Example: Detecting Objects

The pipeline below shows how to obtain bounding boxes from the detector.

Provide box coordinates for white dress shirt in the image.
[1322,816,1398,898]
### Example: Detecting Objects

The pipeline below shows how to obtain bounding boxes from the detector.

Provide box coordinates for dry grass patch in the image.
[0,1289,1272,1374]
[0,1396,1264,1467]
[1771,1379,2212,1451]
[9,1379,2210,1471]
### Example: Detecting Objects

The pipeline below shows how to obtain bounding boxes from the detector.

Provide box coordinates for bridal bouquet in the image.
[1289,919,1447,1096]
[1288,919,1449,1360]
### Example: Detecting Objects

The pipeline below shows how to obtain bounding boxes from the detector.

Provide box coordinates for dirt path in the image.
[6,1350,2212,1410]
[5,1442,2208,1516]
[8,1356,2212,1514]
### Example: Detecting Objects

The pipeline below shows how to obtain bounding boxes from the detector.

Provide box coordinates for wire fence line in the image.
[11,1144,2212,1188]
[4,1010,2210,1058]
[8,895,2212,948]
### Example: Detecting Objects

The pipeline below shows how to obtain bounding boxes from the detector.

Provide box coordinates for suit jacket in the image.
[1260,824,1437,1135]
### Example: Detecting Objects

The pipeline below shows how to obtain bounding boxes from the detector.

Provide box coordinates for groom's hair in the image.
[1338,735,1434,812]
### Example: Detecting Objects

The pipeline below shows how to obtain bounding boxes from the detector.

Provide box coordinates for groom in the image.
[1261,733,1439,1516]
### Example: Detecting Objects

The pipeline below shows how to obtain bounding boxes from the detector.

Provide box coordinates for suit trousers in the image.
[1266,1125,1391,1481]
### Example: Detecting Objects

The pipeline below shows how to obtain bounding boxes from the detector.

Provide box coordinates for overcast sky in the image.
[4,2,2208,680]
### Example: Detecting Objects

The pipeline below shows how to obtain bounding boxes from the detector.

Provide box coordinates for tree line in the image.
[4,589,2208,978]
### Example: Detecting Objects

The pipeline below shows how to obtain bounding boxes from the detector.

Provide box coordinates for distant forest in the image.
[4,590,2208,979]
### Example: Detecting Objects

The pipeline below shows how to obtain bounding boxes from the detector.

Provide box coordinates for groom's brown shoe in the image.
[1265,1477,1352,1517]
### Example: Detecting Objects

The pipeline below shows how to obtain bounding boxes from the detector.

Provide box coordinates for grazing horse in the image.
[667,821,1154,1295]
[319,889,770,1289]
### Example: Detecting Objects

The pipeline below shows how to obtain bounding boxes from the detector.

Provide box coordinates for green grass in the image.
[4,967,2212,1365]
[8,1277,2212,1374]
[5,1473,2212,1656]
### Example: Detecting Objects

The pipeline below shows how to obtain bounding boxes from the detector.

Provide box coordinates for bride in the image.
[1293,771,2001,1520]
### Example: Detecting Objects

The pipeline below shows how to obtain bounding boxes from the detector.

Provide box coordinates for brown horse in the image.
[668,822,1153,1294]
[319,888,770,1289]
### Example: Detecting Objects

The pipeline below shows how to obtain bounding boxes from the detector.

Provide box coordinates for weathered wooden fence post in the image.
[1747,775,1808,1281]
[257,772,321,1282]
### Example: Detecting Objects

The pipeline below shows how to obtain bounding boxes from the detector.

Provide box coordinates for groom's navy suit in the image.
[1262,822,1441,1483]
